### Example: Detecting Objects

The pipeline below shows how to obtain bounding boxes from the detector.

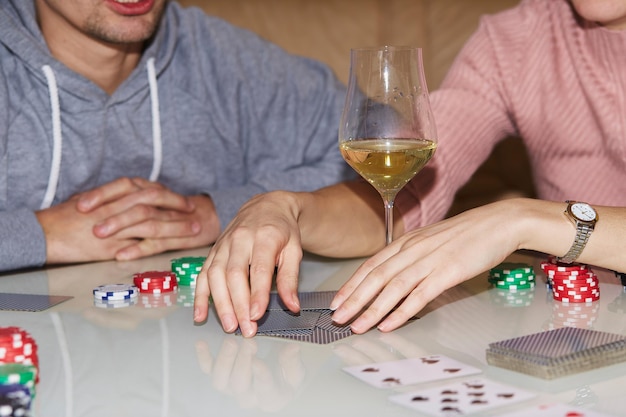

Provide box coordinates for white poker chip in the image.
[93,284,139,300]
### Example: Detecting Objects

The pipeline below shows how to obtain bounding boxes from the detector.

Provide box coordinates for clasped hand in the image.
[36,177,220,264]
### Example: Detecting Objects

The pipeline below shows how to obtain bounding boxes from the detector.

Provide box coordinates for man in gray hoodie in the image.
[0,0,353,272]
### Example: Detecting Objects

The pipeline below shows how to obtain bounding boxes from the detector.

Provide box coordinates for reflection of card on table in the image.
[238,291,352,344]
[0,293,73,312]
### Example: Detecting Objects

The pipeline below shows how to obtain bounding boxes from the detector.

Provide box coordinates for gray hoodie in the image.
[0,1,353,271]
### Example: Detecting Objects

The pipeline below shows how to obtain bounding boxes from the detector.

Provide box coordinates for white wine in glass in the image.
[339,46,437,245]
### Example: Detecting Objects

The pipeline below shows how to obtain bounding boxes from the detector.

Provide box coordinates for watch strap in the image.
[557,222,594,264]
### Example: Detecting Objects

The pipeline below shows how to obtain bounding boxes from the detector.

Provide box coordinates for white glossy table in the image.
[0,248,625,417]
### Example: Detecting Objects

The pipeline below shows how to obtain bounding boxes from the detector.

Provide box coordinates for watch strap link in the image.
[557,222,594,264]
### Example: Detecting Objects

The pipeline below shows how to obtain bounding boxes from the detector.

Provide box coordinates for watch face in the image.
[571,202,596,221]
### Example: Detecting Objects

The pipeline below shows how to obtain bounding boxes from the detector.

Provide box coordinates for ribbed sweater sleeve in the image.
[397,0,626,232]
[397,9,519,232]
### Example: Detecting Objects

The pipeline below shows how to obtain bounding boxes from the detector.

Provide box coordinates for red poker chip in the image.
[541,262,589,273]
[138,287,176,295]
[0,341,35,354]
[551,273,598,282]
[552,284,599,291]
[134,274,175,282]
[133,271,179,294]
[553,287,599,295]
[135,280,177,289]
[553,292,600,303]
[551,275,598,282]
[135,277,176,285]
[552,283,599,290]
[553,282,598,290]
[554,291,600,299]
[553,297,600,304]
[545,271,595,279]
[133,270,177,279]
[0,327,39,383]
[134,282,178,293]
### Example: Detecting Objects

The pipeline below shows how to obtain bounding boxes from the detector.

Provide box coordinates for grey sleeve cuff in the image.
[0,209,46,272]
[208,185,265,233]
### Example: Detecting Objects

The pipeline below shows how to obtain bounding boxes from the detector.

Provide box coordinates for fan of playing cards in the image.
[236,291,352,344]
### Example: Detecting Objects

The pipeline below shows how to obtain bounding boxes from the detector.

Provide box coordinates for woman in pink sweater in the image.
[194,0,626,338]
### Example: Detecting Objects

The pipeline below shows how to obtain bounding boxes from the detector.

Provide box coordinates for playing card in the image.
[255,310,321,333]
[266,291,337,311]
[269,311,353,344]
[389,377,536,416]
[0,293,73,312]
[497,402,617,417]
[236,291,354,344]
[343,354,482,388]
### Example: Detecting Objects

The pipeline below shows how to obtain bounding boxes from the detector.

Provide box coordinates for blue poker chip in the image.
[93,284,138,301]
[93,293,138,301]
[0,383,32,417]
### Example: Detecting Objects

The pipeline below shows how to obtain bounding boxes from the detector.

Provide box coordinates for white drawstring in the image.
[41,65,63,210]
[40,60,162,208]
[146,57,162,182]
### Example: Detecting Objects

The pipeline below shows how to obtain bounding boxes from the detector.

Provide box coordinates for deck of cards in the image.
[486,327,626,379]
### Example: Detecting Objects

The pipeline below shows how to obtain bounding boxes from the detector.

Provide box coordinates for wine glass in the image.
[339,46,437,245]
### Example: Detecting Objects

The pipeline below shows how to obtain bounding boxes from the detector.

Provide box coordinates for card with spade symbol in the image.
[389,377,535,416]
[342,354,482,389]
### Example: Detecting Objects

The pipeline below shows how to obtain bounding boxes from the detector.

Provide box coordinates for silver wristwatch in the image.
[557,201,597,264]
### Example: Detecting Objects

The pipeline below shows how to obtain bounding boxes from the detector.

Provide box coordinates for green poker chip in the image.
[489,262,537,292]
[171,256,205,287]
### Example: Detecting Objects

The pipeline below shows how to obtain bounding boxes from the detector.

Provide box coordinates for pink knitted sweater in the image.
[397,0,626,232]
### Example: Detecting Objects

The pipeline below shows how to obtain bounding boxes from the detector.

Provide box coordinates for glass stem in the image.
[383,197,395,246]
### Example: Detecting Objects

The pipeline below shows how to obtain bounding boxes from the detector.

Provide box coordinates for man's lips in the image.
[106,0,155,16]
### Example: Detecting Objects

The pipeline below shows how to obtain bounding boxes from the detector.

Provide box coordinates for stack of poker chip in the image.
[0,383,32,417]
[488,263,536,291]
[92,283,139,308]
[133,271,178,294]
[0,328,38,372]
[0,364,37,403]
[0,328,38,415]
[171,256,205,288]
[541,257,599,303]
